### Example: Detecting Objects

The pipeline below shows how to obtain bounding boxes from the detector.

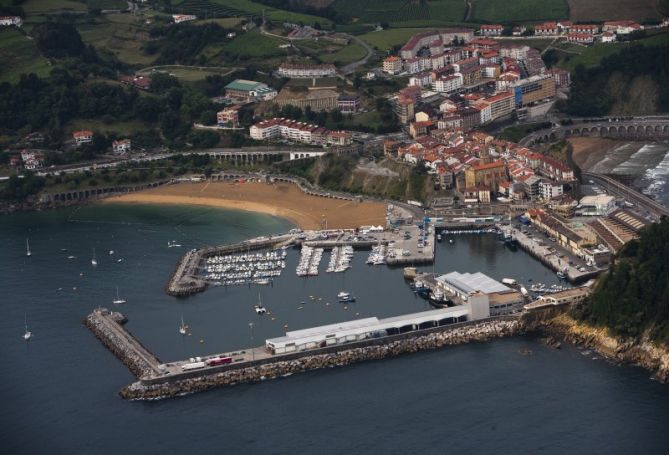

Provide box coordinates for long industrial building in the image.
[265,306,475,354]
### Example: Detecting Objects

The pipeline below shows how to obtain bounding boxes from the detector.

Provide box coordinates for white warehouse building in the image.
[265,306,475,355]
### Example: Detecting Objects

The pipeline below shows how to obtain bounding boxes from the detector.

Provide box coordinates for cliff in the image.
[523,311,669,383]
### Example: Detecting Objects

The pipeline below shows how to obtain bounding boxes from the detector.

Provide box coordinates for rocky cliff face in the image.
[524,312,669,383]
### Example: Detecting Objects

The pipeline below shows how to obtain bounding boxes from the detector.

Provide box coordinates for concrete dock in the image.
[498,226,602,283]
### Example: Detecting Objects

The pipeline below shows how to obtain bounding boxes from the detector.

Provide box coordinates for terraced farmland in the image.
[331,0,466,26]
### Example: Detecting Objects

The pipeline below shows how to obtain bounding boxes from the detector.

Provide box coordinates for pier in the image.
[83,305,520,400]
[498,226,602,283]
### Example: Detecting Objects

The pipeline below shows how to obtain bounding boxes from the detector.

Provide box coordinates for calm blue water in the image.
[2,204,669,454]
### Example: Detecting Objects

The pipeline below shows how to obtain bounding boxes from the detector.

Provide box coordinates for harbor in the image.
[86,305,521,400]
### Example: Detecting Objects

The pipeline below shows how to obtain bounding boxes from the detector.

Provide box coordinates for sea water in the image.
[2,204,669,453]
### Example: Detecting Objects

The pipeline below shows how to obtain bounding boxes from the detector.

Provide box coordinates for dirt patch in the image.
[567,0,661,22]
[103,181,386,230]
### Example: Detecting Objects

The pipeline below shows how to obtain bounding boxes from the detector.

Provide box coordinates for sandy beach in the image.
[103,181,387,230]
[568,137,631,171]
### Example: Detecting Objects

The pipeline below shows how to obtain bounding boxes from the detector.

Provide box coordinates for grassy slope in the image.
[319,43,367,64]
[470,0,568,23]
[78,15,156,66]
[358,27,433,51]
[567,0,661,22]
[20,0,87,13]
[0,28,52,83]
[556,31,669,71]
[223,30,287,58]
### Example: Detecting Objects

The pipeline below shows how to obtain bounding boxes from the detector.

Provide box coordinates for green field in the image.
[358,27,432,51]
[77,17,155,65]
[557,31,669,71]
[0,29,52,83]
[19,0,87,14]
[470,0,568,23]
[222,30,287,58]
[319,43,367,65]
[171,0,332,27]
[331,0,465,26]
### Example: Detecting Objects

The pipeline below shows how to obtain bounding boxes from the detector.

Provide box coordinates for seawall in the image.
[119,318,521,400]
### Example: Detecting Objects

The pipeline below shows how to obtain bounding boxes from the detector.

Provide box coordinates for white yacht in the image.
[179,316,187,335]
[254,294,267,314]
[91,248,97,266]
[26,238,31,257]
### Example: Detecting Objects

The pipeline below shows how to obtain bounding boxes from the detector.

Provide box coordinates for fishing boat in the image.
[23,314,32,341]
[91,248,97,266]
[109,250,114,255]
[436,234,442,242]
[556,271,566,279]
[337,291,356,303]
[179,316,187,335]
[67,255,76,260]
[26,238,31,257]
[112,286,127,304]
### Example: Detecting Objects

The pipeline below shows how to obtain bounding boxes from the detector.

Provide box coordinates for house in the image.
[172,14,197,24]
[409,121,434,139]
[512,25,526,36]
[539,179,563,200]
[0,16,22,27]
[534,22,558,36]
[463,185,491,203]
[603,20,642,35]
[601,32,616,43]
[337,95,361,113]
[217,106,240,127]
[571,24,598,35]
[326,131,353,146]
[480,24,503,36]
[249,118,334,145]
[548,67,571,87]
[383,56,403,74]
[432,73,463,93]
[567,32,594,45]
[112,139,132,154]
[20,150,44,170]
[274,87,339,111]
[73,130,93,146]
[120,75,151,90]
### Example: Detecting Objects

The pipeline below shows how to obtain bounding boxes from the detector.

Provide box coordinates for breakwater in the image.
[119,317,521,400]
[84,308,162,379]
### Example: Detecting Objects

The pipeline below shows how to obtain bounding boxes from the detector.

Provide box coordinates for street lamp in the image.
[249,322,255,361]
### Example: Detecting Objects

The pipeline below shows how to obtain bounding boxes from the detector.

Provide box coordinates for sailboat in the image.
[91,248,97,266]
[179,316,187,335]
[23,314,32,341]
[26,238,31,257]
[112,286,127,304]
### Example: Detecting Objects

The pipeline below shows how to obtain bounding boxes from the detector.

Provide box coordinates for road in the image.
[339,34,375,75]
[583,172,669,219]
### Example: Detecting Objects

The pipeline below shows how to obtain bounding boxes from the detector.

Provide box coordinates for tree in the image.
[199,110,217,125]
[32,23,85,59]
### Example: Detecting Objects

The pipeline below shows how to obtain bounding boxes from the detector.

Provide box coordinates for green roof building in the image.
[224,79,277,102]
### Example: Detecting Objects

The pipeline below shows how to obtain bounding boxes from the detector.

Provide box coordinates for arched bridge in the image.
[520,116,669,146]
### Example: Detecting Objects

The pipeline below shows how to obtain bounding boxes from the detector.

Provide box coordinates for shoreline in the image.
[104,193,307,229]
[525,311,669,383]
[102,181,387,230]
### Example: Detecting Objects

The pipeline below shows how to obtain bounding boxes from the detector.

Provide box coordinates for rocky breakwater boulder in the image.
[84,312,154,379]
[527,313,669,383]
[120,318,521,400]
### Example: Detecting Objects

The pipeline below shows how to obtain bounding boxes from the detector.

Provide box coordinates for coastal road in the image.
[583,172,669,219]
